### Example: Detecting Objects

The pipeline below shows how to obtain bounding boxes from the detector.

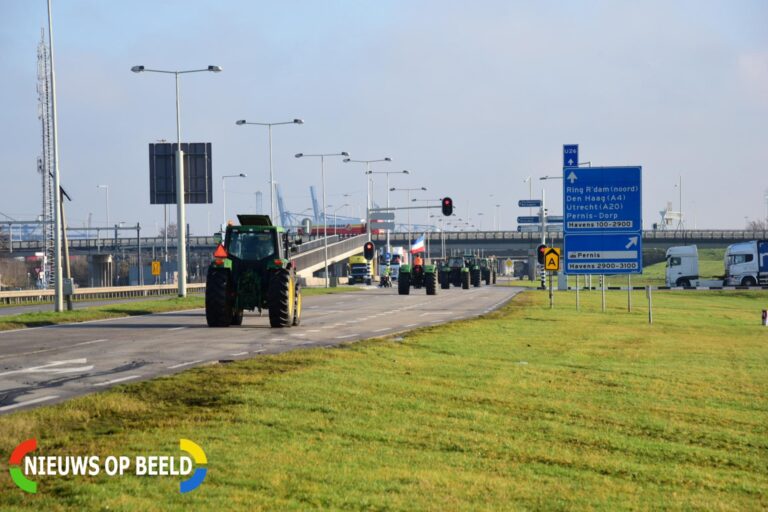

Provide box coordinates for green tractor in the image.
[205,215,301,328]
[398,257,438,295]
[479,257,497,285]
[465,254,483,287]
[439,256,471,290]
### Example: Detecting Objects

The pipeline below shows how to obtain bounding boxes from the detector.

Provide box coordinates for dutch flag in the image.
[410,235,425,254]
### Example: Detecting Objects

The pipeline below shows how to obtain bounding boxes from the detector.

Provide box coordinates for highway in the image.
[0,285,522,414]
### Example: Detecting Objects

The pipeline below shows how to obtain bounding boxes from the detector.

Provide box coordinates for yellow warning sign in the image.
[151,261,161,276]
[544,248,560,271]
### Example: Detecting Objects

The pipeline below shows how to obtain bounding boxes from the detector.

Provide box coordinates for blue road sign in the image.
[563,144,578,167]
[546,215,563,223]
[563,166,642,275]
[518,199,542,208]
[563,167,641,232]
[517,216,540,224]
[563,233,642,274]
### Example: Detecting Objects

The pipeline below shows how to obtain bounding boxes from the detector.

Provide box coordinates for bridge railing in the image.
[293,235,367,272]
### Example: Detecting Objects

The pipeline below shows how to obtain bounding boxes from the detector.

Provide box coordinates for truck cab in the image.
[725,241,768,286]
[665,245,699,287]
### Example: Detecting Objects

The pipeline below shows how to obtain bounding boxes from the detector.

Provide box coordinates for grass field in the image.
[0,288,766,510]
[0,286,359,331]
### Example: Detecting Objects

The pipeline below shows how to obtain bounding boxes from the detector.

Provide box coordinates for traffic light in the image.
[536,244,548,265]
[442,197,453,216]
[364,241,375,261]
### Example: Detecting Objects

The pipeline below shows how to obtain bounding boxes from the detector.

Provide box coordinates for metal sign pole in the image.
[549,271,553,308]
[601,274,606,312]
[576,274,580,311]
[646,286,653,324]
[627,275,632,312]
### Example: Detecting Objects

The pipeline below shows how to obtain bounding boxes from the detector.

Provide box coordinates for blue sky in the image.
[1,0,767,233]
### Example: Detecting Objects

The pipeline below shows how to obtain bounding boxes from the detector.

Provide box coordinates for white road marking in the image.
[74,339,109,347]
[167,327,186,331]
[0,395,59,412]
[94,375,141,387]
[373,327,391,333]
[403,323,418,327]
[269,338,286,342]
[307,329,321,333]
[0,339,108,361]
[335,334,357,339]
[0,359,94,377]
[253,349,266,353]
[166,360,204,369]
[230,352,248,356]
[292,333,307,337]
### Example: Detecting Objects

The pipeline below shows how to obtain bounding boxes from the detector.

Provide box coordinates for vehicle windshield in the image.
[448,257,464,267]
[227,230,276,260]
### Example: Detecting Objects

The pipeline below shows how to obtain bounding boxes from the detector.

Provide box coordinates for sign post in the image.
[544,248,560,308]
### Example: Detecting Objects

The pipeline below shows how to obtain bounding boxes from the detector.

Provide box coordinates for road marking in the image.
[253,349,266,354]
[307,306,319,309]
[166,360,204,369]
[0,395,59,412]
[404,323,418,327]
[230,352,248,356]
[167,327,186,331]
[307,329,321,333]
[0,359,94,377]
[94,375,141,387]
[0,339,109,361]
[335,334,357,339]
[270,338,286,342]
[292,333,307,337]
[373,327,391,333]
[74,338,109,347]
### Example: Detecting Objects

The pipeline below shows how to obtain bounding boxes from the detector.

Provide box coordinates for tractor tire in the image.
[231,309,244,326]
[206,269,233,327]
[440,272,450,289]
[398,272,411,295]
[425,272,437,295]
[268,270,293,328]
[471,268,481,287]
[292,281,302,326]
[484,271,491,285]
[462,271,470,290]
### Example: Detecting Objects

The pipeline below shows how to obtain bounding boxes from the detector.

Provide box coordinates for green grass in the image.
[0,286,360,331]
[1,289,766,510]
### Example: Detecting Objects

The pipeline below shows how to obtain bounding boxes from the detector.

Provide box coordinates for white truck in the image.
[665,241,768,287]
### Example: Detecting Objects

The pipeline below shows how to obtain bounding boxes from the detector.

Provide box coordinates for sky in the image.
[1,0,767,235]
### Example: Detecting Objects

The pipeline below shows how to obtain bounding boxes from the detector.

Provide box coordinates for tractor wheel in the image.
[268,270,293,328]
[425,272,437,295]
[292,281,302,326]
[398,272,411,295]
[206,269,233,327]
[471,268,481,287]
[440,272,450,289]
[484,271,491,285]
[231,309,244,326]
[461,271,470,290]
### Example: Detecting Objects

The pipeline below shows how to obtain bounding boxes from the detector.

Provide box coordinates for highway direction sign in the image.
[563,144,578,167]
[546,215,563,223]
[563,167,641,232]
[563,233,641,274]
[563,166,642,275]
[518,199,542,208]
[544,248,561,271]
[517,225,541,233]
[517,216,540,224]
[370,212,395,221]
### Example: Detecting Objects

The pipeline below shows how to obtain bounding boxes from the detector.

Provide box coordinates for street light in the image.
[96,185,109,228]
[131,63,222,297]
[332,203,350,236]
[295,152,349,287]
[236,118,303,224]
[222,173,247,226]
[367,169,409,264]
[343,157,392,241]
[390,186,427,242]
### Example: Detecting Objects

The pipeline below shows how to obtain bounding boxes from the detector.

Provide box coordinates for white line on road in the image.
[373,327,391,333]
[230,352,248,356]
[269,338,286,342]
[404,323,418,327]
[166,360,204,369]
[94,375,141,387]
[0,359,94,377]
[74,339,109,347]
[307,329,321,333]
[0,395,59,412]
[167,327,186,331]
[253,349,266,353]
[0,339,108,361]
[335,334,358,339]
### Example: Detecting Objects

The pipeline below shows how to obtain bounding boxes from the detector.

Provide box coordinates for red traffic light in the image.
[363,242,375,260]
[442,197,453,216]
[536,244,548,264]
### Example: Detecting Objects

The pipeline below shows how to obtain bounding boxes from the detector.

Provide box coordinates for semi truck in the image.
[665,241,768,287]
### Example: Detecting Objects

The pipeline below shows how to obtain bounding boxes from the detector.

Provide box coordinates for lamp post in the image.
[367,170,409,265]
[131,63,222,297]
[222,173,247,226]
[495,204,501,231]
[236,118,303,224]
[389,186,427,246]
[332,203,350,236]
[343,157,392,241]
[96,185,109,228]
[295,152,349,287]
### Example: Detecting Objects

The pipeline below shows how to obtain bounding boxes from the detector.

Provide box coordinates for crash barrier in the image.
[0,283,206,305]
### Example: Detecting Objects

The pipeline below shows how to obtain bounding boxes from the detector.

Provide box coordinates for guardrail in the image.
[0,283,206,305]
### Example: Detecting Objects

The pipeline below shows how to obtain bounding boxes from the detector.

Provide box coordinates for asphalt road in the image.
[0,285,522,414]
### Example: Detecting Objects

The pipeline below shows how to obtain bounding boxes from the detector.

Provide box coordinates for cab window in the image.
[227,231,276,260]
[668,257,681,267]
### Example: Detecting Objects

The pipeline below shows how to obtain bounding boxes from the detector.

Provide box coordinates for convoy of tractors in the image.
[204,214,498,328]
